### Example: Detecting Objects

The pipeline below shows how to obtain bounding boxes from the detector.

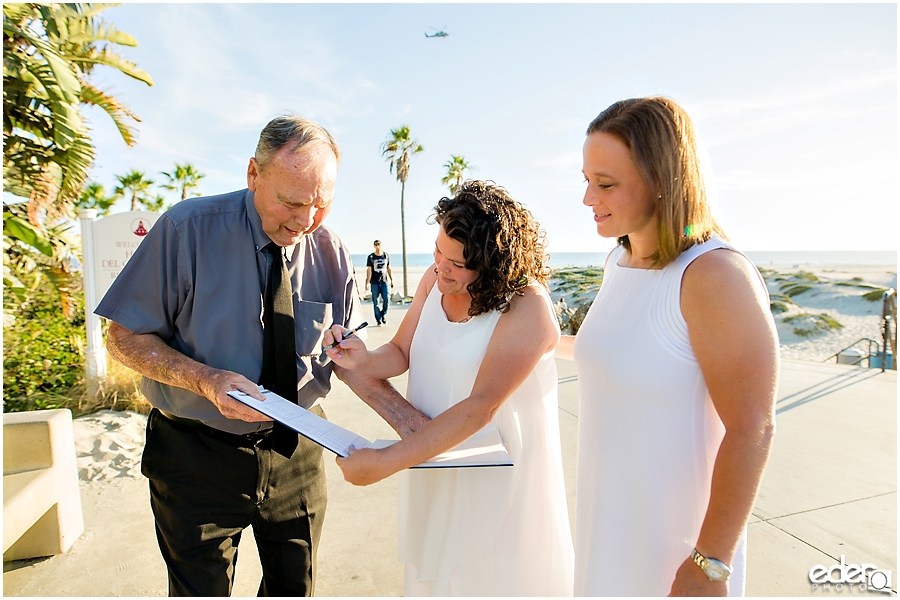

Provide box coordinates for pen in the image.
[325,321,368,351]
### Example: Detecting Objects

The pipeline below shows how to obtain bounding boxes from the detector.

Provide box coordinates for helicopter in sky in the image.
[425,27,449,38]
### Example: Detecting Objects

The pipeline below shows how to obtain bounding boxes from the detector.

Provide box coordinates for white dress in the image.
[399,283,574,596]
[573,239,757,596]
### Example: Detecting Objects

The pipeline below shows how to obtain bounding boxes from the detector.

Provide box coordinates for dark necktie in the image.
[261,243,299,458]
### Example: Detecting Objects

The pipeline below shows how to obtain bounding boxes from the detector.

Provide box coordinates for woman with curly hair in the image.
[324,180,574,596]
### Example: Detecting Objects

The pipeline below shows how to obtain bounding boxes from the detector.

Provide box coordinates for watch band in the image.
[691,548,732,582]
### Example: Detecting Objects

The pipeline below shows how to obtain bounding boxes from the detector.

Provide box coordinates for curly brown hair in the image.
[432,180,550,317]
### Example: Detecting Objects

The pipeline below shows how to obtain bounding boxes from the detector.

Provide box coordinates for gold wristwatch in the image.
[691,548,732,582]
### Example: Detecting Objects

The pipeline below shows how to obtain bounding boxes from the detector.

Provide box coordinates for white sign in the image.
[92,211,160,306]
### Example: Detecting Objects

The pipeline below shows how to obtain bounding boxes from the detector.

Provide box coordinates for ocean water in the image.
[353,252,608,268]
[744,250,896,267]
[353,250,897,269]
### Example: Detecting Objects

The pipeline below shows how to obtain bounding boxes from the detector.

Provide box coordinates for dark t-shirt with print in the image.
[367,252,390,285]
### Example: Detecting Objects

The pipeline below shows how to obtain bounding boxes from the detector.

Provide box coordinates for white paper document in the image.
[227,388,369,457]
[369,426,513,468]
[227,388,513,467]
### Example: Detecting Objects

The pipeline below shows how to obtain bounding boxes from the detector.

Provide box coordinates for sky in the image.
[75,2,897,256]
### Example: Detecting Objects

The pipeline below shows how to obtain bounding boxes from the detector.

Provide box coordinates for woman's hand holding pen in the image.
[323,323,369,369]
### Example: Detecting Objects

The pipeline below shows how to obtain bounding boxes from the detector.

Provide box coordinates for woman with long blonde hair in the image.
[557,97,778,596]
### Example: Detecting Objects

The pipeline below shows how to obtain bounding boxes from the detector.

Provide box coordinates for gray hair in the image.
[254,115,341,169]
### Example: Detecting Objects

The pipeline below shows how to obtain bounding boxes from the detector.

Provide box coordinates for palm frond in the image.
[3,2,151,227]
[79,80,139,145]
[68,45,153,85]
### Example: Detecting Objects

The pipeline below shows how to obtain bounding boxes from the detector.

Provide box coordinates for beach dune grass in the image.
[834,280,892,301]
[835,281,883,290]
[788,271,822,283]
[773,271,822,298]
[781,284,814,297]
[550,267,605,334]
[783,312,844,338]
[769,294,797,315]
[861,288,892,302]
[551,267,604,298]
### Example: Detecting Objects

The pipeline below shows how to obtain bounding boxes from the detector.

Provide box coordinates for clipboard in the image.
[227,388,368,457]
[368,426,513,468]
[227,387,513,467]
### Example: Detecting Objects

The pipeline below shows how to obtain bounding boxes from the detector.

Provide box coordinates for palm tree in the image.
[161,162,205,203]
[3,3,152,307]
[114,170,154,211]
[381,126,424,299]
[3,3,153,227]
[139,194,167,213]
[76,182,116,215]
[441,155,472,195]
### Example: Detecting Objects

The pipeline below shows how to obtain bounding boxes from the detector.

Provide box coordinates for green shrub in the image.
[3,273,86,411]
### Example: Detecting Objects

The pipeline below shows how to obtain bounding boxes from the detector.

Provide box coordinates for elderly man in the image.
[96,116,424,596]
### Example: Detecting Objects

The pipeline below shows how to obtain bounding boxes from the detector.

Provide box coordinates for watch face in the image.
[705,561,728,581]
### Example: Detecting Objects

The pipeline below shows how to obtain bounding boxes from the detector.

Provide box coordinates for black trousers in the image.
[141,407,327,597]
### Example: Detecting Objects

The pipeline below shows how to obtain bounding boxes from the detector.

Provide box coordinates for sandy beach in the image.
[4,261,894,596]
[760,264,896,362]
[550,262,897,364]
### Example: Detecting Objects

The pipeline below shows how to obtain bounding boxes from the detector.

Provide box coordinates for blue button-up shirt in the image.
[95,189,365,434]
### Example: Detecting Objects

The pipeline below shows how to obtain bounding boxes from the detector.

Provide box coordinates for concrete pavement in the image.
[3,304,896,596]
[746,360,896,596]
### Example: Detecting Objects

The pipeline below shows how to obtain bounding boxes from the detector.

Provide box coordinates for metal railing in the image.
[825,288,896,372]
[825,338,882,368]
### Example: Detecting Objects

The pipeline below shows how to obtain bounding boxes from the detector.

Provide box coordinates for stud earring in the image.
[433,267,438,274]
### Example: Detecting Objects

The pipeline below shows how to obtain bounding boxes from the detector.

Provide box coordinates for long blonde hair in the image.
[586,97,726,267]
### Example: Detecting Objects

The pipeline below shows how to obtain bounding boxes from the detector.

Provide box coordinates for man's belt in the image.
[156,409,273,446]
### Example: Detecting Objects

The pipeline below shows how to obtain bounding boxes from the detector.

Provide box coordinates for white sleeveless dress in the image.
[573,239,759,596]
[399,283,574,596]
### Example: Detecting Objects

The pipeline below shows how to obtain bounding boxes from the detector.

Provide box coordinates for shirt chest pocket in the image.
[293,299,333,357]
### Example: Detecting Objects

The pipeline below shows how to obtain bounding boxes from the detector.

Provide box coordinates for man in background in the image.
[366,239,393,326]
